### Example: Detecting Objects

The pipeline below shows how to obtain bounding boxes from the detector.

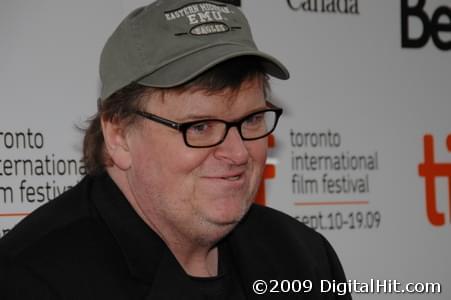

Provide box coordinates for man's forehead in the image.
[145,78,265,114]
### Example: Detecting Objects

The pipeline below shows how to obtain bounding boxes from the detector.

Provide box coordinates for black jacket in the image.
[0,173,351,299]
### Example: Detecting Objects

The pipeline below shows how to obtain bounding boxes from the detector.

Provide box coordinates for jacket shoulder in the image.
[237,204,323,246]
[0,176,97,259]
[230,204,348,283]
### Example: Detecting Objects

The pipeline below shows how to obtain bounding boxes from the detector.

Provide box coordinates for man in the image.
[0,0,351,299]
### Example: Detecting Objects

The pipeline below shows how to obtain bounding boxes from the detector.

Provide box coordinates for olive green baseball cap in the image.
[99,0,289,100]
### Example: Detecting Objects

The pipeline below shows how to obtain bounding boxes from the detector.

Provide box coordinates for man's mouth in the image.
[222,175,241,181]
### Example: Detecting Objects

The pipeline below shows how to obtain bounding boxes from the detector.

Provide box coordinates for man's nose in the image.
[214,127,249,165]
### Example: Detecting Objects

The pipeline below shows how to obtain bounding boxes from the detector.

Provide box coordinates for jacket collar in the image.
[92,173,168,283]
[90,173,284,298]
[91,173,249,298]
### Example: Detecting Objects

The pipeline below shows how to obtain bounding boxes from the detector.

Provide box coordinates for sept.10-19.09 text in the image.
[296,210,381,231]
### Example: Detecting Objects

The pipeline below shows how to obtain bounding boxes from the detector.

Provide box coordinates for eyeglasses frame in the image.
[134,104,283,148]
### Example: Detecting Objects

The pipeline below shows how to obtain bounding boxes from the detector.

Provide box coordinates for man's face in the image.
[123,78,268,243]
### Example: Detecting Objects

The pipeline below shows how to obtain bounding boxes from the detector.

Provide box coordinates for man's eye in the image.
[244,113,265,126]
[189,122,210,134]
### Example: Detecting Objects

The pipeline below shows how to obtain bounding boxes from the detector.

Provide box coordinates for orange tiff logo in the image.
[418,134,451,226]
[255,135,276,206]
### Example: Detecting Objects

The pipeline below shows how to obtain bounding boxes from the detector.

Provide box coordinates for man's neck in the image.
[170,243,219,277]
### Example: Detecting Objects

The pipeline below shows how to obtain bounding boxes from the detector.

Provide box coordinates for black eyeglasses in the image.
[134,105,283,148]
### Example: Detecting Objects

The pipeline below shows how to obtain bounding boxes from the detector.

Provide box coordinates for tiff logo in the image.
[255,135,276,206]
[418,134,451,226]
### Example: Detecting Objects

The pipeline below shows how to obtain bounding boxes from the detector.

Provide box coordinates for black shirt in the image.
[0,173,351,299]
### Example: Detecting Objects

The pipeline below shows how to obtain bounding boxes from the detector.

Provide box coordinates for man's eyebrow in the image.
[179,105,270,122]
[177,113,218,121]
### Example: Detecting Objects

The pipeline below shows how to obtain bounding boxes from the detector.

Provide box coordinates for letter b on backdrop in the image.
[401,0,451,50]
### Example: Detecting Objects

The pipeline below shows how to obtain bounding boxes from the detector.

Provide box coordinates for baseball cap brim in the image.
[136,43,289,88]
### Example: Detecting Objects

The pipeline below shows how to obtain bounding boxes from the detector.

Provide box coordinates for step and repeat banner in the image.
[1,0,450,298]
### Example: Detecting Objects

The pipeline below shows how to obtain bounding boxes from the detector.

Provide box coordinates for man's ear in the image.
[101,116,132,170]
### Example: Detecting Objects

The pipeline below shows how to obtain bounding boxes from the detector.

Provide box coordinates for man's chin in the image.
[204,203,251,227]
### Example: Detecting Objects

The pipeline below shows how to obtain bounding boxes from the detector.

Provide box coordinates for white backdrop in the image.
[1,0,450,298]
